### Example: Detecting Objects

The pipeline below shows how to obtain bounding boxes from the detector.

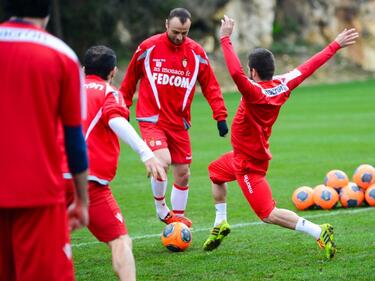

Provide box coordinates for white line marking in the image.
[71,207,375,248]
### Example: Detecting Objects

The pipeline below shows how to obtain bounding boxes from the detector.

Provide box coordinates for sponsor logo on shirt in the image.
[263,84,289,97]
[243,175,253,194]
[85,82,104,91]
[264,84,289,97]
[152,73,190,89]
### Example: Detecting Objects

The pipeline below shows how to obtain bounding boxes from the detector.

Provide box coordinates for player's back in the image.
[83,75,127,184]
[0,21,82,207]
[231,78,290,160]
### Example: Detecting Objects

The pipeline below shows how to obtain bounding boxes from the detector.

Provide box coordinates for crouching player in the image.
[203,16,359,259]
[63,46,166,280]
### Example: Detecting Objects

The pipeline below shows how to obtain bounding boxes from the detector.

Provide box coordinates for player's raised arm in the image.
[219,16,264,102]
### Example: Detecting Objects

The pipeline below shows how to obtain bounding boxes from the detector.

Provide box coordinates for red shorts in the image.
[139,122,192,164]
[65,181,127,243]
[208,151,275,220]
[0,204,74,281]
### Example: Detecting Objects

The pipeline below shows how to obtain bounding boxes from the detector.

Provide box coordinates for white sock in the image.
[171,183,189,217]
[214,203,227,227]
[151,177,169,219]
[295,217,322,240]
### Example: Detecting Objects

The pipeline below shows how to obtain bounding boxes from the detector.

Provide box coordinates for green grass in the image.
[72,79,375,281]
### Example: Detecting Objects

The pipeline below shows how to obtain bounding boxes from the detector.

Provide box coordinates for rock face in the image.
[220,0,276,52]
[185,0,375,71]
[273,0,375,71]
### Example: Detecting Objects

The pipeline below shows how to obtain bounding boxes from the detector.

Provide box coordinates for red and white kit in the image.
[64,75,130,242]
[120,32,227,163]
[209,36,341,219]
[0,21,84,281]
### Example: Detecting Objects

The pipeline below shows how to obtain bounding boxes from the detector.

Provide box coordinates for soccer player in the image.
[0,0,89,280]
[120,8,229,227]
[63,45,166,281]
[203,15,359,259]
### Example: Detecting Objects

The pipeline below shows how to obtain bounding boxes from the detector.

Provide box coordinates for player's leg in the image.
[164,127,193,227]
[108,235,136,281]
[263,208,336,259]
[237,171,336,259]
[171,163,190,217]
[139,122,172,221]
[86,182,134,279]
[203,152,236,251]
[12,204,74,281]
[152,148,172,220]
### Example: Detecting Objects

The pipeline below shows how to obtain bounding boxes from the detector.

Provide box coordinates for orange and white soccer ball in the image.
[161,222,192,252]
[324,169,349,191]
[352,164,375,190]
[313,184,339,210]
[339,182,364,208]
[365,184,375,206]
[292,186,314,210]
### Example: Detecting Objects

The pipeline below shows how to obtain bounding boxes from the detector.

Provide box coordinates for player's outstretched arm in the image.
[334,28,359,48]
[108,117,167,181]
[284,27,359,90]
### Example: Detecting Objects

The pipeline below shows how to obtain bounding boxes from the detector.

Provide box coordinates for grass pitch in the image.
[72,79,375,281]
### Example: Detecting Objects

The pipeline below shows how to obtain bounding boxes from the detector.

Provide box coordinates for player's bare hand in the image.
[335,28,359,48]
[220,15,235,38]
[67,200,89,232]
[145,157,167,181]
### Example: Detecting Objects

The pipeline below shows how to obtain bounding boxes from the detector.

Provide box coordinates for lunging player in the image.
[120,8,228,227]
[203,15,359,259]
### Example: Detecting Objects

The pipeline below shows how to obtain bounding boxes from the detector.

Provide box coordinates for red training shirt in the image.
[62,75,129,185]
[221,36,341,161]
[0,21,84,207]
[120,32,227,130]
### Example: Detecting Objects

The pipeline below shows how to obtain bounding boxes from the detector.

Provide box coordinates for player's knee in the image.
[120,234,133,249]
[175,168,190,183]
[109,235,133,250]
[261,207,277,224]
[125,235,133,249]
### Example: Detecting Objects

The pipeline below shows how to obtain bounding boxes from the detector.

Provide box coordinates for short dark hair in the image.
[168,8,191,24]
[3,0,52,18]
[248,48,275,81]
[83,46,117,80]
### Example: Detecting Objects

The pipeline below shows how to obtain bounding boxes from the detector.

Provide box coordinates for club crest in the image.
[182,58,188,68]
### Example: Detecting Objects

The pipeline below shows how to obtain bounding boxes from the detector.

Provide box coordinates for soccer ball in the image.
[352,164,375,190]
[339,182,364,208]
[292,186,314,210]
[324,169,349,191]
[364,184,375,206]
[161,222,192,252]
[313,184,339,210]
